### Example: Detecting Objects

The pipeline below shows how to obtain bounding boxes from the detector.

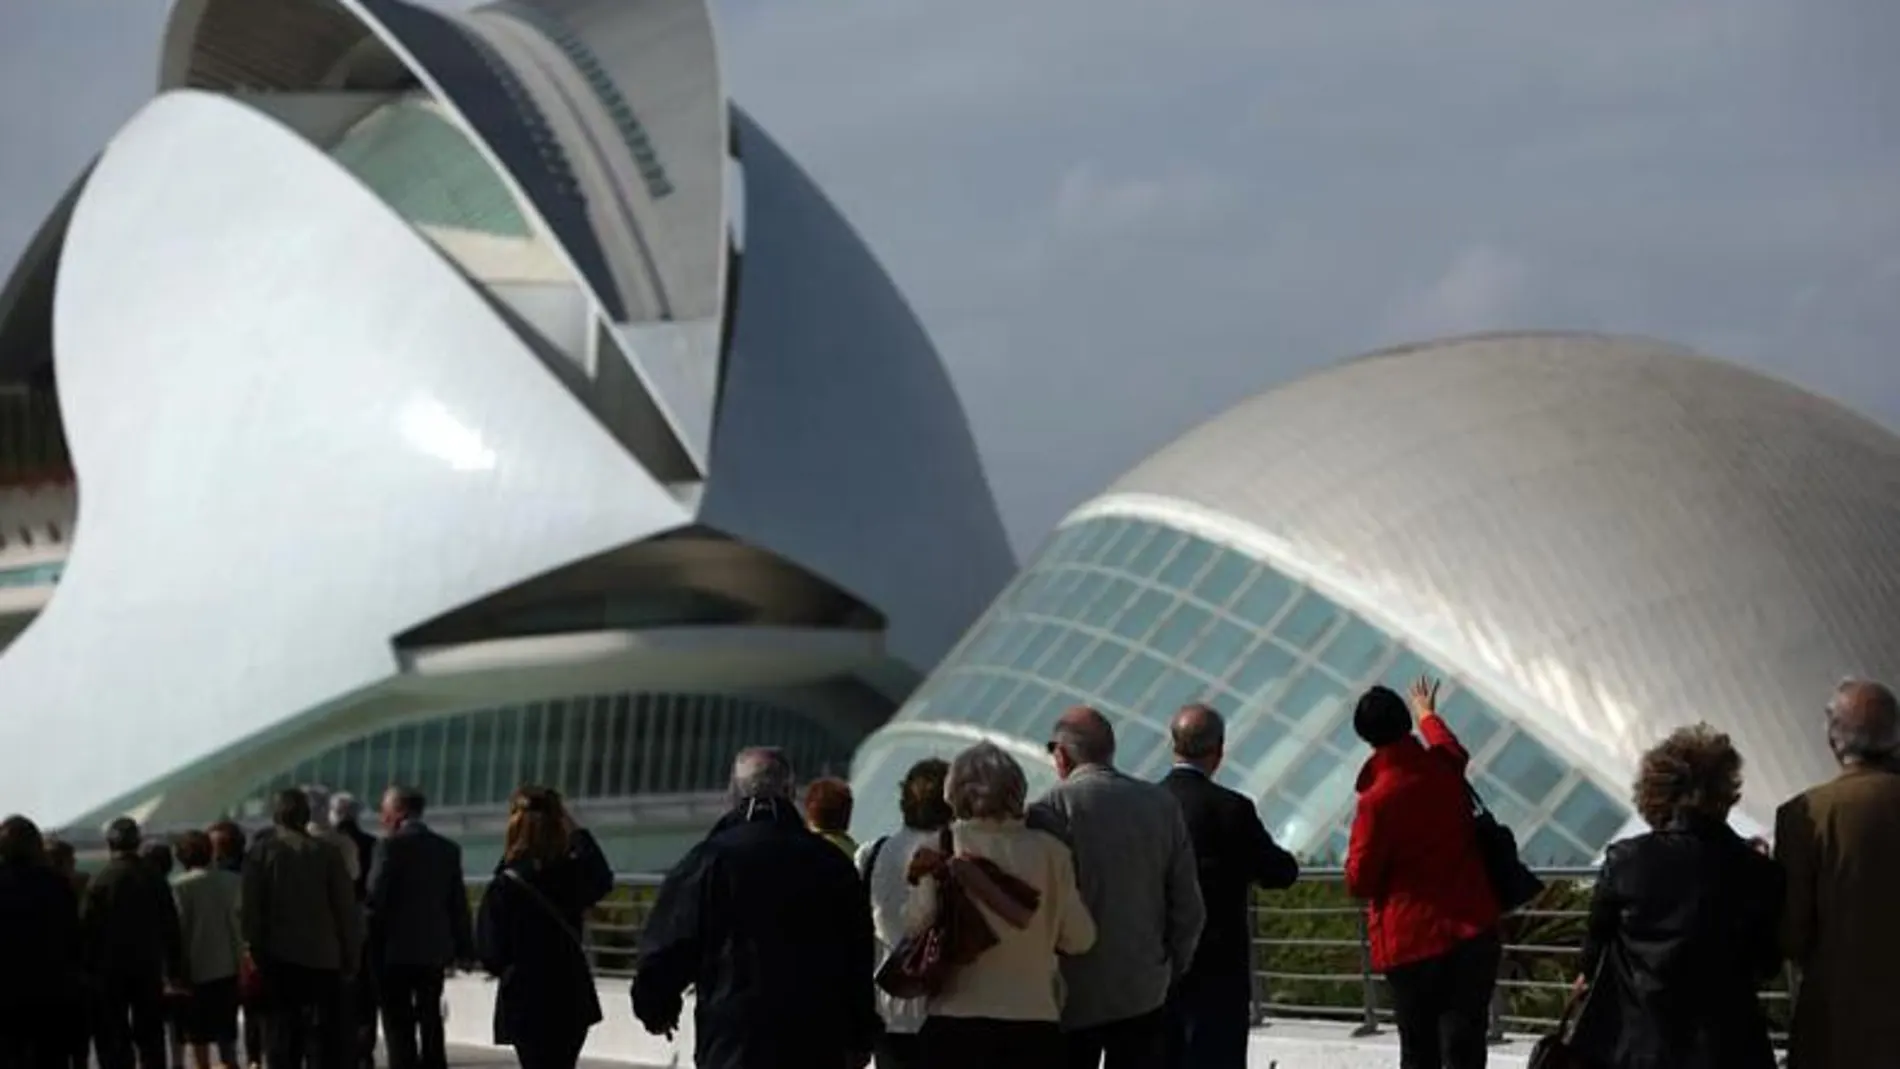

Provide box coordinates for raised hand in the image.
[1409,675,1441,716]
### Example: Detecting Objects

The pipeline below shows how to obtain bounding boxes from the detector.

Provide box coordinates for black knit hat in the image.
[1353,686,1412,748]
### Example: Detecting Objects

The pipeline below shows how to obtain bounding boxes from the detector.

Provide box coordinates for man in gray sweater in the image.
[1031,706,1205,1069]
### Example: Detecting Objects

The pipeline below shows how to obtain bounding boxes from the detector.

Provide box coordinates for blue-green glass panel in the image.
[1147,601,1212,659]
[1044,524,1091,564]
[1056,571,1110,618]
[1552,779,1627,847]
[1228,642,1298,701]
[1259,792,1300,843]
[1149,668,1212,716]
[1126,528,1184,577]
[1070,640,1130,695]
[1317,619,1390,684]
[1489,733,1567,805]
[1010,622,1064,672]
[1077,576,1141,628]
[1074,519,1122,563]
[1274,591,1343,650]
[1319,827,1351,864]
[1156,535,1216,591]
[1230,569,1296,627]
[1326,705,1369,756]
[1005,681,1054,728]
[1378,649,1435,691]
[1041,630,1094,678]
[967,674,1019,721]
[1435,690,1502,753]
[1099,522,1153,569]
[1281,746,1338,798]
[1228,708,1291,769]
[1008,572,1055,614]
[1192,551,1255,609]
[1184,616,1252,682]
[1110,588,1174,642]
[1523,825,1588,866]
[1276,668,1351,735]
[1032,570,1088,618]
[1103,654,1167,710]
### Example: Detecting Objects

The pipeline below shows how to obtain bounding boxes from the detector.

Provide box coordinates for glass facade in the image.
[331,98,533,238]
[234,690,856,816]
[850,513,1630,864]
[0,561,61,588]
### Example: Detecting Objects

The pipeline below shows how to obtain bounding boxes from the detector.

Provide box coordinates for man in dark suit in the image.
[81,817,185,1069]
[244,790,362,1069]
[365,786,471,1069]
[1160,704,1300,1069]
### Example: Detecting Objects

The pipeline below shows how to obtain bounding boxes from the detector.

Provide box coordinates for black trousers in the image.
[257,960,343,1069]
[511,1029,587,1069]
[92,977,167,1069]
[873,1032,923,1069]
[377,966,446,1069]
[1383,933,1501,1069]
[350,968,379,1069]
[1063,1006,1168,1069]
[0,1007,76,1069]
[1166,972,1252,1069]
[919,1016,1063,1069]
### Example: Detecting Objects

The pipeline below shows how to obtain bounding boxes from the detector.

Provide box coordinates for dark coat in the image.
[476,829,615,1047]
[243,828,362,974]
[366,820,472,970]
[0,861,82,1026]
[1344,713,1499,971]
[80,854,184,985]
[631,799,880,1069]
[1569,817,1782,1069]
[1774,762,1900,1069]
[338,821,377,901]
[1161,765,1298,986]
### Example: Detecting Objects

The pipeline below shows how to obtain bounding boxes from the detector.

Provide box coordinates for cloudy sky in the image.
[3,1,1896,552]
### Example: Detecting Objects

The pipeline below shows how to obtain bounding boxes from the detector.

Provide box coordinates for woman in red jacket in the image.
[1346,677,1502,1069]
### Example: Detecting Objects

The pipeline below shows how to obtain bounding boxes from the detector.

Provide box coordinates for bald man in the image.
[1774,679,1900,1069]
[1031,706,1204,1069]
[1160,705,1298,1069]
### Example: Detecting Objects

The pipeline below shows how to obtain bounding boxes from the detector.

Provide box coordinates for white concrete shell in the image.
[0,0,1013,829]
[1109,332,1900,826]
[0,90,686,826]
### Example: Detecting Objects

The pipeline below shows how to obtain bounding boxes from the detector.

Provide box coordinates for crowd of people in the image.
[4,673,1897,1069]
[0,782,617,1069]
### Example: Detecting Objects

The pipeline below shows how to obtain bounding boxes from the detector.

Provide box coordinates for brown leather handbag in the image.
[874,829,1001,999]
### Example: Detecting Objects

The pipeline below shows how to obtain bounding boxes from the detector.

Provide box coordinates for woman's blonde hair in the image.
[502,785,571,865]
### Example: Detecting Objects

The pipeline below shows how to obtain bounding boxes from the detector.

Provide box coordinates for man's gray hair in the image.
[302,784,333,829]
[1827,679,1900,762]
[730,746,796,802]
[945,742,1028,821]
[1051,710,1116,767]
[329,791,361,826]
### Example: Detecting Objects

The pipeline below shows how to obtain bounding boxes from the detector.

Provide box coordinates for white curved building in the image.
[851,333,1900,861]
[0,0,1014,863]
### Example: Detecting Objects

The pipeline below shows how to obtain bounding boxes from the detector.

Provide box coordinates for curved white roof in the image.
[1104,331,1900,822]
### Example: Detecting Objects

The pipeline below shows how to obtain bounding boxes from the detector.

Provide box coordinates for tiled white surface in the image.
[0,92,686,826]
[1107,333,1900,822]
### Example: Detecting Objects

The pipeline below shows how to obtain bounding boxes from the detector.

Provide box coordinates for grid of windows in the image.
[234,691,855,816]
[331,99,533,238]
[0,561,60,588]
[851,514,1631,864]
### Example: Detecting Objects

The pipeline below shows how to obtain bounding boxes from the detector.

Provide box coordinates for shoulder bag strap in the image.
[1465,780,1493,817]
[501,868,585,953]
[861,836,889,888]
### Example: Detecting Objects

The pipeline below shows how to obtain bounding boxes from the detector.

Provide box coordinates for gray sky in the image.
[4,1,1897,552]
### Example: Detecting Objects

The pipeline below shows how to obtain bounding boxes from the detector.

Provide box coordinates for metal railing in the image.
[479,866,1791,1045]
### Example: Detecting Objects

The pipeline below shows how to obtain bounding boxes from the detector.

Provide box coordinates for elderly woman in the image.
[901,742,1095,1068]
[1567,724,1782,1069]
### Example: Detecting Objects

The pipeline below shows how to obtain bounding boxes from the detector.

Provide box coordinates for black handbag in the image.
[1527,960,1603,1069]
[1467,782,1544,913]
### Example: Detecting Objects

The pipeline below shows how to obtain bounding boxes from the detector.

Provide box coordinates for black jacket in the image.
[80,854,184,985]
[476,829,615,1047]
[631,799,880,1069]
[1570,817,1782,1069]
[366,821,472,970]
[0,861,82,1020]
[1162,766,1299,985]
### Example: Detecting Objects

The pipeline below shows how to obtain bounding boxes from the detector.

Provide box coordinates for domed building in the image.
[0,0,1014,868]
[849,332,1900,863]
